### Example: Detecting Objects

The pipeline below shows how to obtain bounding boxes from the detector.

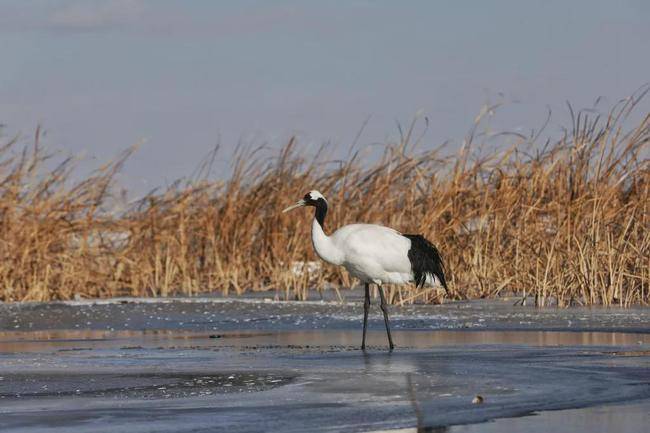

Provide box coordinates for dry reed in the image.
[1,93,648,306]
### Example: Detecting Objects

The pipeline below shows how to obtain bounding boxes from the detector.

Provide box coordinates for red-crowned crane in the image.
[283,190,448,350]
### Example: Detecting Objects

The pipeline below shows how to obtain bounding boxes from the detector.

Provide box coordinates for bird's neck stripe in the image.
[315,201,327,229]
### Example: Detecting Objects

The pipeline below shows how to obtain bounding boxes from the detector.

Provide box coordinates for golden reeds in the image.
[1,94,648,306]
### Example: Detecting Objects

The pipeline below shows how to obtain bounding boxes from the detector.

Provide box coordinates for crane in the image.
[283,190,448,350]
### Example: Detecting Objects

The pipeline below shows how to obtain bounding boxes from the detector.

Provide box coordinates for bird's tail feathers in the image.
[403,234,448,293]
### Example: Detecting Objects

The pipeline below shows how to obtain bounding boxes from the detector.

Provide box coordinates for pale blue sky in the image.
[1,0,648,192]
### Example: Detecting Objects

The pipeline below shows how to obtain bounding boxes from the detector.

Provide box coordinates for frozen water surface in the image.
[0,297,649,432]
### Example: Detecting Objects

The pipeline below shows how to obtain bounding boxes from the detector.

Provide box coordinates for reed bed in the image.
[1,94,648,306]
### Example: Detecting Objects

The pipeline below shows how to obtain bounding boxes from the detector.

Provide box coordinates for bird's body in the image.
[283,190,448,350]
[315,223,417,286]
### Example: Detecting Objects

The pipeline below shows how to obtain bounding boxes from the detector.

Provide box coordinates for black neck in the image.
[314,200,327,229]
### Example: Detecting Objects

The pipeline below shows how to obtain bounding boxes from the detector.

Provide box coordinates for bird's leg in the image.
[378,286,395,350]
[361,283,370,350]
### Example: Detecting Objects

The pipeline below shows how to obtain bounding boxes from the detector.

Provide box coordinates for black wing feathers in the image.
[403,234,448,291]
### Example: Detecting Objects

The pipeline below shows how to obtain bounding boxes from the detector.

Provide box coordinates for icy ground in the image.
[0,297,649,432]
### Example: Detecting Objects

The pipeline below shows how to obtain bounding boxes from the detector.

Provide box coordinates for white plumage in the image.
[315,223,413,285]
[283,190,448,351]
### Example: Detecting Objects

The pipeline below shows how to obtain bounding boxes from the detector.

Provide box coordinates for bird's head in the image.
[282,190,327,213]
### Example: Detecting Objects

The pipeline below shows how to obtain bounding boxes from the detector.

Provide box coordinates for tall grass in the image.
[1,94,648,306]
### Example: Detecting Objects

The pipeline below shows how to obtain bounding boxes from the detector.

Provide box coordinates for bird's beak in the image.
[282,199,306,213]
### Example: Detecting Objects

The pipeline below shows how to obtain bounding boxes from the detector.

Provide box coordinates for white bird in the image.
[283,190,448,350]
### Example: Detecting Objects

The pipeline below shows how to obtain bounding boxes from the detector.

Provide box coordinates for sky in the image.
[1,0,648,193]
